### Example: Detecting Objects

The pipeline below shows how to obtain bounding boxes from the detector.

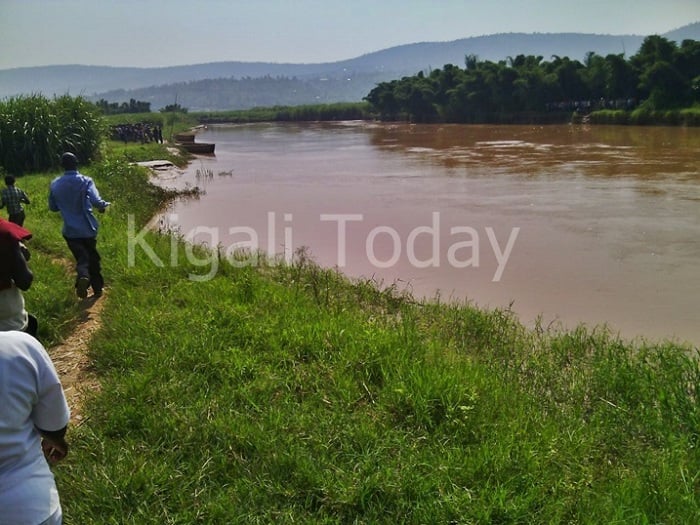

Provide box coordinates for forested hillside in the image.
[1,24,697,110]
[365,36,700,123]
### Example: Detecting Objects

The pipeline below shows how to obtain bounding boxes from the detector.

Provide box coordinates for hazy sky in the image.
[1,0,699,70]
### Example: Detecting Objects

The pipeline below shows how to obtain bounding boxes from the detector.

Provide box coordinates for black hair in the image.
[61,152,78,170]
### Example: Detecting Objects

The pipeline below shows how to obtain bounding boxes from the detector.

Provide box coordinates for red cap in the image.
[0,217,32,244]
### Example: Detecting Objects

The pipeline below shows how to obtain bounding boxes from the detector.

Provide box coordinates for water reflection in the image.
[153,122,700,346]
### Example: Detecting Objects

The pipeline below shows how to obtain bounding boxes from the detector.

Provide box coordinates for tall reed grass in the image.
[0,94,103,173]
[195,102,372,124]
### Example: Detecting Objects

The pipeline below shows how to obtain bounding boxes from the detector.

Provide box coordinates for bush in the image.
[590,110,629,125]
[679,107,700,126]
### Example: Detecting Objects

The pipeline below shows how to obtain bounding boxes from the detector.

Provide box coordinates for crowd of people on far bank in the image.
[546,97,638,113]
[0,152,110,524]
[111,122,164,144]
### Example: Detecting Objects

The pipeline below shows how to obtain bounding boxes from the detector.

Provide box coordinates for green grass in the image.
[193,102,372,124]
[591,106,700,126]
[102,139,191,167]
[16,139,700,523]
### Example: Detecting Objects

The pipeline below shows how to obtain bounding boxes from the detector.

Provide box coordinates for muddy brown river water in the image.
[152,122,700,346]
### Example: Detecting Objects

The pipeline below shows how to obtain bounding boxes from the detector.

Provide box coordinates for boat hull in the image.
[177,142,215,154]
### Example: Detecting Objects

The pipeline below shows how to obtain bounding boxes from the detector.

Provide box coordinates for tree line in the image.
[364,36,700,123]
[95,98,151,115]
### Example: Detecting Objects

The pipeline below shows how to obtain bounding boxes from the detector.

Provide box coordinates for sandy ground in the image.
[48,286,105,425]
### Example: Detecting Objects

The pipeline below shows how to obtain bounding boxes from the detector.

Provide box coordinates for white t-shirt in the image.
[0,331,70,525]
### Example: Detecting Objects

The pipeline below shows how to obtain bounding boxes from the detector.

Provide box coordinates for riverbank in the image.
[20,140,700,522]
[151,120,700,346]
[191,103,700,127]
[589,106,700,126]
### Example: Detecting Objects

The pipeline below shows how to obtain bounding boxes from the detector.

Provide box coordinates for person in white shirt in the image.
[0,331,70,525]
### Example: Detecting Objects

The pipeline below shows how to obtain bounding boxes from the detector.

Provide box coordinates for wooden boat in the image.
[173,132,196,143]
[177,141,215,154]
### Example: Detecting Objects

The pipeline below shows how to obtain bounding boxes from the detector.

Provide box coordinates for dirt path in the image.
[46,155,185,424]
[44,155,189,425]
[48,294,104,425]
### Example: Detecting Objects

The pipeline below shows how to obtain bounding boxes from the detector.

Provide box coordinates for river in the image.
[151,122,700,347]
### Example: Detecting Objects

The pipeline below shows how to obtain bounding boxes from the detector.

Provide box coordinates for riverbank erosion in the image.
[22,147,700,522]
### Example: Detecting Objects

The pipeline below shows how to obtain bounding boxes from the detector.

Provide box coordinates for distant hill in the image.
[663,21,700,42]
[1,23,698,111]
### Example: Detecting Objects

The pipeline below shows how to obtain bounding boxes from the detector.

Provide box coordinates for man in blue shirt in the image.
[49,152,110,299]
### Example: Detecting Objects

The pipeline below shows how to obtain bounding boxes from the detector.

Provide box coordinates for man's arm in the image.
[48,189,59,212]
[26,335,71,465]
[87,180,110,212]
[11,243,33,290]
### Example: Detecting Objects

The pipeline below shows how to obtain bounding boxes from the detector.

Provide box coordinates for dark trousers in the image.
[8,210,25,226]
[64,236,104,293]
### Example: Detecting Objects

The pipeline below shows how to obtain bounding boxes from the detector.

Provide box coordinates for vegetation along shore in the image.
[362,35,700,125]
[96,34,700,128]
[1,40,699,521]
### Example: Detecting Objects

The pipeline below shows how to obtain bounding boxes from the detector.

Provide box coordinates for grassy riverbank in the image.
[101,103,700,129]
[196,102,373,124]
[590,106,700,126]
[20,141,700,523]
